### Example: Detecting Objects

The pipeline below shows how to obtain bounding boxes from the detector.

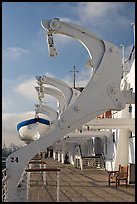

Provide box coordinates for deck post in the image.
[43,163,47,185]
[57,171,60,202]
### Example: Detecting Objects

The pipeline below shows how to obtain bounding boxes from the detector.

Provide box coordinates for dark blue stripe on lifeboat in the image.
[17,118,50,130]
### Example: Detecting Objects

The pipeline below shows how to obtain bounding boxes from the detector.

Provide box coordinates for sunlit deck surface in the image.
[28,157,135,202]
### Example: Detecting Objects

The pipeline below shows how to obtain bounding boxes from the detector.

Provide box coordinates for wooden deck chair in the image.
[108,165,128,188]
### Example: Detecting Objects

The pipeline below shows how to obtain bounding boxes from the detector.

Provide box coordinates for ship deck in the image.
[27,157,135,202]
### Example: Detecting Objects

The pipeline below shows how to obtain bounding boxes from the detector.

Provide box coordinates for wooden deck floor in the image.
[27,157,135,202]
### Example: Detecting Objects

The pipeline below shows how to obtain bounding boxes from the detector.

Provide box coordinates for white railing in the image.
[2,166,29,202]
[74,156,105,170]
[82,157,104,169]
[2,159,60,202]
[2,168,8,202]
[74,144,104,170]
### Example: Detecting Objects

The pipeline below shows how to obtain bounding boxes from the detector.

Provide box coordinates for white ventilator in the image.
[6,18,135,202]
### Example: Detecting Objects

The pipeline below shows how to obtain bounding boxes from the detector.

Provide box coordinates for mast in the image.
[70,66,79,89]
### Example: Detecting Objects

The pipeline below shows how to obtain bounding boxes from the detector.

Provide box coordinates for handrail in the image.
[25,168,60,172]
[2,168,8,202]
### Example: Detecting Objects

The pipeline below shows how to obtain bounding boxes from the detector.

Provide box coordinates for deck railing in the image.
[74,155,105,170]
[82,156,105,170]
[2,168,8,202]
[2,159,60,202]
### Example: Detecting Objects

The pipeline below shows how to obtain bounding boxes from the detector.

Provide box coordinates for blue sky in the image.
[2,2,135,146]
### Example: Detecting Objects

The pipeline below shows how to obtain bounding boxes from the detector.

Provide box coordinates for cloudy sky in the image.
[2,2,135,147]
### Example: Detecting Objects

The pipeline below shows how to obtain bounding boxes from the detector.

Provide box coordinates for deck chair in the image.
[108,165,128,188]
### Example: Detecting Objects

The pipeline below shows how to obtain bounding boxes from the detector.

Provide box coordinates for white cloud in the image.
[76,2,131,27]
[77,2,120,18]
[54,34,73,47]
[14,73,57,99]
[2,47,30,61]
[2,97,12,111]
[15,77,38,100]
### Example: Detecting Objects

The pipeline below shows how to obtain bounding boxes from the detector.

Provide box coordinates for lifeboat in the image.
[17,117,50,144]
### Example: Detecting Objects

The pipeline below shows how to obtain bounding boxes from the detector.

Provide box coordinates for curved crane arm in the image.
[41,18,107,74]
[43,87,66,112]
[41,18,126,129]
[35,86,66,112]
[35,104,58,121]
[36,75,80,109]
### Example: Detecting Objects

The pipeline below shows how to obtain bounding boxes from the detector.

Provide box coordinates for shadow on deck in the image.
[28,157,135,202]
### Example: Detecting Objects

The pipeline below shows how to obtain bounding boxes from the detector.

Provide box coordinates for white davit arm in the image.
[41,18,106,74]
[36,75,81,109]
[35,86,66,112]
[41,18,126,128]
[35,104,58,121]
